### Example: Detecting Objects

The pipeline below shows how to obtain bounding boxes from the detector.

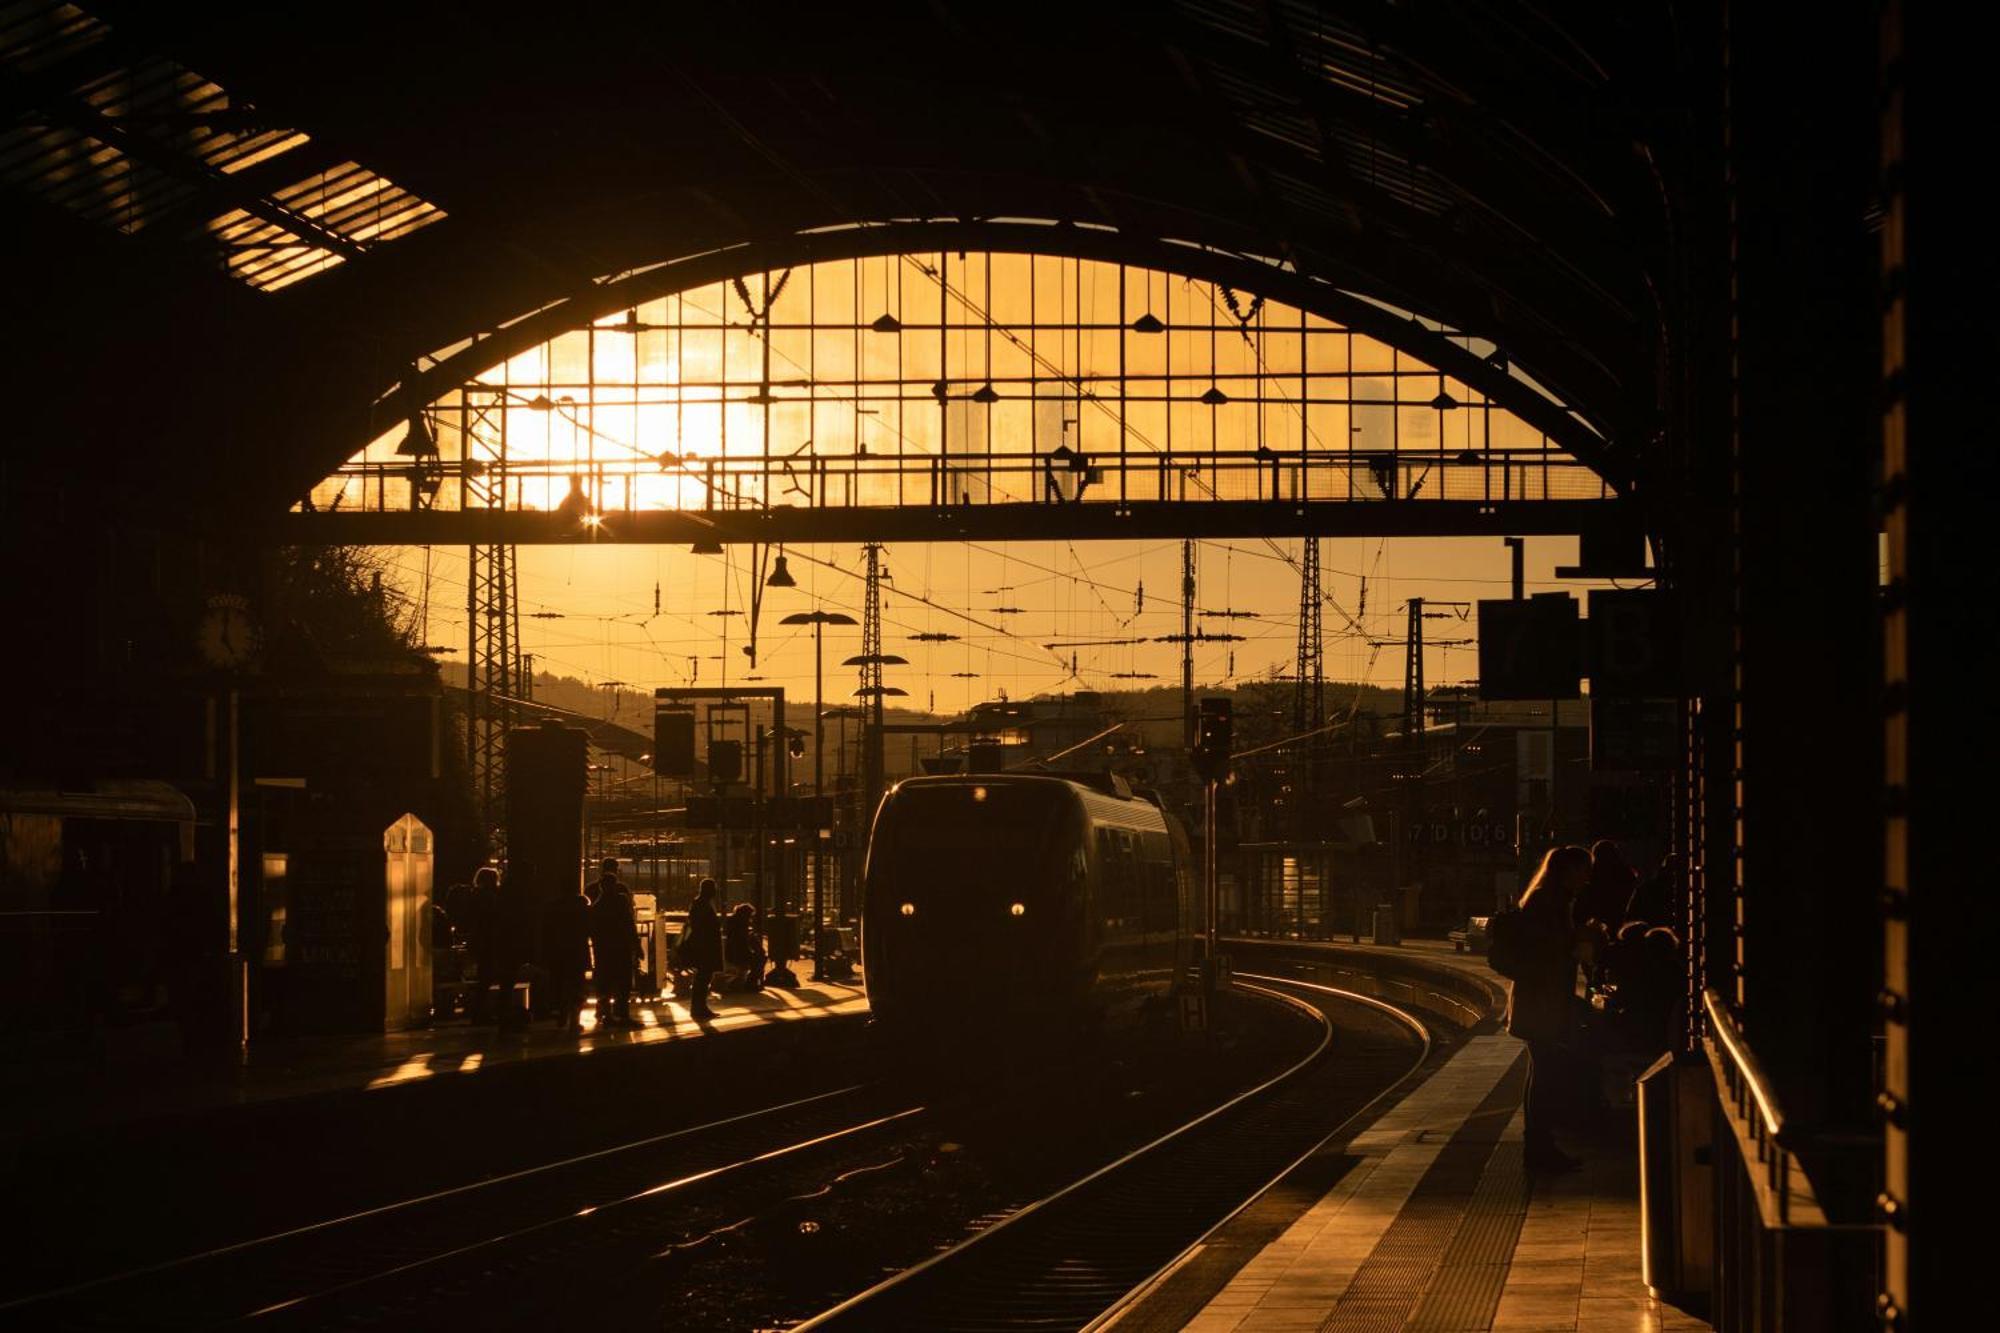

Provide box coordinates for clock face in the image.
[198,597,260,668]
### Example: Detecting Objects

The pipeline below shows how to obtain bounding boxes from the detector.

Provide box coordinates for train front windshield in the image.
[873,784,1069,917]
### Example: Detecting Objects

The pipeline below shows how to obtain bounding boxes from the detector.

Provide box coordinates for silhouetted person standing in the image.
[588,858,636,1027]
[542,884,590,1034]
[1579,839,1637,937]
[725,903,763,991]
[466,867,501,1022]
[1490,844,1591,1173]
[682,879,723,1020]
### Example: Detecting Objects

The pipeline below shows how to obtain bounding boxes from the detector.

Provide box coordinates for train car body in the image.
[861,774,1199,1032]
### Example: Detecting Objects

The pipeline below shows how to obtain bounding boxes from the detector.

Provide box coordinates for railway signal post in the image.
[1193,697,1234,1014]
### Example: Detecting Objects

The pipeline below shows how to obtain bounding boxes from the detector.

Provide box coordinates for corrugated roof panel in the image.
[1238,108,1321,161]
[1173,0,1266,46]
[1272,0,1425,110]
[210,129,310,176]
[0,1,109,75]
[273,159,444,246]
[0,4,441,290]
[1326,123,1455,214]
[205,205,343,292]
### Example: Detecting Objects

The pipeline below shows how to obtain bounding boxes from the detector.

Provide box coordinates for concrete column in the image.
[1726,2,1883,1215]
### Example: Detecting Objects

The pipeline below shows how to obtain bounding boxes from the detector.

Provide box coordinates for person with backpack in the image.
[1488,843,1592,1173]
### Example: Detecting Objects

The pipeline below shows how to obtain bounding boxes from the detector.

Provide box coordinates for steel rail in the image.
[1,1082,907,1323]
[241,1104,927,1321]
[1081,973,1433,1332]
[792,980,1355,1331]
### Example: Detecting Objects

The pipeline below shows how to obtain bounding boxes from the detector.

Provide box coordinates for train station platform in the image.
[0,978,869,1146]
[1112,940,1710,1333]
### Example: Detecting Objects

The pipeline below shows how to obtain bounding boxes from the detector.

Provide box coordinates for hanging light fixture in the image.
[970,383,1001,404]
[765,551,798,588]
[1431,391,1460,411]
[871,312,903,333]
[395,412,436,457]
[1130,312,1165,334]
[691,538,723,555]
[1200,386,1230,406]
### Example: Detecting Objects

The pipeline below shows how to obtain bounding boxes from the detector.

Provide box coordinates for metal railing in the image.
[306,443,1615,518]
[1703,986,1806,1224]
[1701,987,1879,1330]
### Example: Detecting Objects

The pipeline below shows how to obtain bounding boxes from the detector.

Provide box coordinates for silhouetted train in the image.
[860,773,1201,1031]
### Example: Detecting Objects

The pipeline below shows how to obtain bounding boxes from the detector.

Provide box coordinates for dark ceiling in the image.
[1,0,1701,519]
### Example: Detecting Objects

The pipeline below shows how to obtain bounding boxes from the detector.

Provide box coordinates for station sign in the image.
[1403,819,1518,849]
[1477,595,1581,699]
[1585,589,1679,698]
[652,708,696,776]
[1590,696,1678,771]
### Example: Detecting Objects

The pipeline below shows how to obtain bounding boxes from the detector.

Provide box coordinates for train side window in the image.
[1144,859,1175,932]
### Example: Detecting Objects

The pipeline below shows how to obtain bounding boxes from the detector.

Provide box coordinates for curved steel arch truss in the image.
[367,219,1625,491]
[294,230,1630,547]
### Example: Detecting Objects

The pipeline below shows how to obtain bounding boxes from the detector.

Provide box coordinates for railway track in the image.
[11,977,1408,1332]
[795,976,1433,1333]
[6,1082,925,1330]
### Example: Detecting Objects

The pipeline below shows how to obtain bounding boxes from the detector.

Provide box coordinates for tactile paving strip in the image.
[1316,1055,1527,1333]
[1405,1118,1529,1330]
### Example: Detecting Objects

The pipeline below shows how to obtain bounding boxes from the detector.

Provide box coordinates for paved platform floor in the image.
[1105,938,1708,1332]
[0,978,868,1142]
[1146,1033,1709,1333]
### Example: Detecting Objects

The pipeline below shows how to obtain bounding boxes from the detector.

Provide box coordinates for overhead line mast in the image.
[1182,540,1197,752]
[1294,536,1325,833]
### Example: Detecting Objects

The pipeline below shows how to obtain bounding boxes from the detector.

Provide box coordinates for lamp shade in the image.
[395,414,437,457]
[765,554,798,587]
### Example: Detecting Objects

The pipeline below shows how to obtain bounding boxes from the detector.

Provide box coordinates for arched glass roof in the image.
[307,252,1612,524]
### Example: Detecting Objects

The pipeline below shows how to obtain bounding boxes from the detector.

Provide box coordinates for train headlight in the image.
[899,902,916,917]
[1009,902,1026,917]
[971,786,988,802]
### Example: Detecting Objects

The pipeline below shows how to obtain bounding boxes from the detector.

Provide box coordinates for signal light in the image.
[653,709,696,776]
[899,902,916,917]
[708,739,743,784]
[1192,696,1233,782]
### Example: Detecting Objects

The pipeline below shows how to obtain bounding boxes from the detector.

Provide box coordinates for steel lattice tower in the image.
[1401,597,1425,742]
[1293,537,1325,739]
[1292,537,1326,835]
[860,542,886,826]
[463,390,520,852]
[1181,539,1197,752]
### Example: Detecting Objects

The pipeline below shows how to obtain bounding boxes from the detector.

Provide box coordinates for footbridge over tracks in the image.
[283,235,1636,549]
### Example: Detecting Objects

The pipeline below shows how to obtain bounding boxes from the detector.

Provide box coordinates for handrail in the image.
[1702,987,1784,1140]
[1701,986,1838,1230]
